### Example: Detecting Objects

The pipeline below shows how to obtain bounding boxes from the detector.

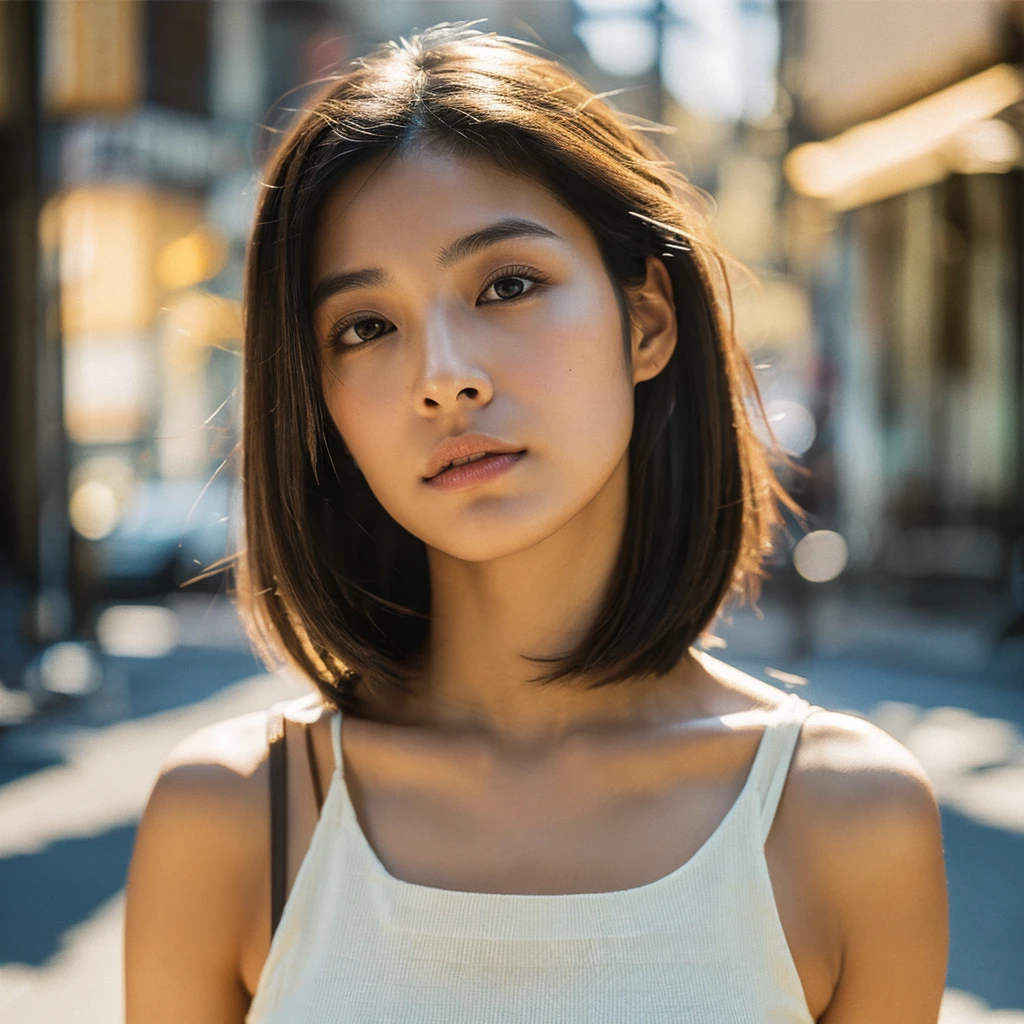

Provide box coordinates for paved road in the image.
[1,629,1022,1022]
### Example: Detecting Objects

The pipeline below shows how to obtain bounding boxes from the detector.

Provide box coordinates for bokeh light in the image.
[793,529,849,583]
[69,480,120,540]
[575,16,658,78]
[765,398,817,456]
[156,226,229,290]
[68,456,137,540]
[38,642,103,696]
[96,605,179,658]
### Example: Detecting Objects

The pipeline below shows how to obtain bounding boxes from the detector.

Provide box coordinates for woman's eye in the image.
[352,317,389,341]
[479,266,552,305]
[485,276,528,301]
[329,315,393,349]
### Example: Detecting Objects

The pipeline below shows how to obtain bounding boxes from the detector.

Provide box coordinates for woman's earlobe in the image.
[630,256,678,385]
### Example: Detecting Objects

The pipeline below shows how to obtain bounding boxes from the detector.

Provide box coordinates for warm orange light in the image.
[156,227,230,291]
[785,63,1024,210]
[162,290,243,361]
[56,184,204,335]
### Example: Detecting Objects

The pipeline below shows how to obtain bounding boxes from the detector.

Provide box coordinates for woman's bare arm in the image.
[124,714,268,1024]
[805,714,950,1023]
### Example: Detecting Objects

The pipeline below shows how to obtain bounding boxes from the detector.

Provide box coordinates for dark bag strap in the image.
[267,708,287,940]
[304,720,325,814]
[268,708,326,941]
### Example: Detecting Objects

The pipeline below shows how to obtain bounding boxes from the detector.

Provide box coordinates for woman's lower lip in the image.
[425,451,526,491]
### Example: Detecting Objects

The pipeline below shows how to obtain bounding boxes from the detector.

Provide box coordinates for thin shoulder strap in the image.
[267,707,287,940]
[330,707,344,776]
[754,693,820,843]
[304,722,325,815]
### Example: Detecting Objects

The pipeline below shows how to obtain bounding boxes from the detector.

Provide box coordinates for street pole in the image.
[653,0,665,125]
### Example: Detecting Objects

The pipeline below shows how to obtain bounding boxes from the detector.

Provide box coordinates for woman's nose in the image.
[413,312,494,414]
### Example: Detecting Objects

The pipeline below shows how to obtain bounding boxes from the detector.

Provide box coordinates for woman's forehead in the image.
[311,145,585,273]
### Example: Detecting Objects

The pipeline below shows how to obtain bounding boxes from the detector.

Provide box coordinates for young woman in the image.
[124,23,949,1024]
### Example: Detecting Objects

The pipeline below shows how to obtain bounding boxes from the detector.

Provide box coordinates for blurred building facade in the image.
[783,1,1024,635]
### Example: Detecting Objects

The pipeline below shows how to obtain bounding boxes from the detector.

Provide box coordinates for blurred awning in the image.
[783,63,1024,211]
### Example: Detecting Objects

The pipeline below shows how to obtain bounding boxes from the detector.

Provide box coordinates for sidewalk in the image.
[0,667,304,1023]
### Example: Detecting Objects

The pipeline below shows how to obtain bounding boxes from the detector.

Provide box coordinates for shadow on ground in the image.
[0,646,262,788]
[0,823,136,966]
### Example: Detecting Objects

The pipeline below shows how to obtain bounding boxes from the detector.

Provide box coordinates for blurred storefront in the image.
[0,0,332,711]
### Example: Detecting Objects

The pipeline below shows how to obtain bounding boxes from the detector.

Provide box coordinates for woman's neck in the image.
[383,457,709,751]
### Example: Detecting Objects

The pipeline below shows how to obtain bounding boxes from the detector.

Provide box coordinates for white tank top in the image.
[246,691,819,1023]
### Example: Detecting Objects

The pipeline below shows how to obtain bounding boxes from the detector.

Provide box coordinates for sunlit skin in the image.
[311,143,710,749]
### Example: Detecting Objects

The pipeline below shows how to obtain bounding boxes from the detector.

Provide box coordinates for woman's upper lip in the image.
[424,433,526,480]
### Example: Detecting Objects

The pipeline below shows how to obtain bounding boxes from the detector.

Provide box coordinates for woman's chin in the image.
[420,506,596,564]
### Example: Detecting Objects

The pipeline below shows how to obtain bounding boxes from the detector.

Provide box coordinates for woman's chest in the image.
[242,724,841,1019]
[351,764,836,1017]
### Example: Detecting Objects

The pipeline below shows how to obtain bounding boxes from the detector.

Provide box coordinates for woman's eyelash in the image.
[325,265,550,351]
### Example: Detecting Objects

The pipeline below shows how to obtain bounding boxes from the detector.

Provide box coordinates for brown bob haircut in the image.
[239,22,800,713]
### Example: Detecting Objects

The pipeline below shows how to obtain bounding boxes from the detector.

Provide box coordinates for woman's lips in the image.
[424,451,526,491]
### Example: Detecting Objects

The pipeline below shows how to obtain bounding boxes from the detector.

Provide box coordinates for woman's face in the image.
[310,144,663,562]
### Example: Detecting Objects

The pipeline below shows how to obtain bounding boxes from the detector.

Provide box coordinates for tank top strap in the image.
[330,707,344,776]
[750,692,820,844]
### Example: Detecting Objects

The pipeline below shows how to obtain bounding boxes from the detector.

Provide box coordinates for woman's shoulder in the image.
[147,693,330,820]
[133,694,326,876]
[788,704,940,830]
[125,693,327,1018]
[126,696,332,979]
[703,651,944,924]
[699,653,936,808]
[129,707,279,896]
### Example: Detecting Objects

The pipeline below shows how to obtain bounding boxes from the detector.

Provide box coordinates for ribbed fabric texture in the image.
[246,691,819,1023]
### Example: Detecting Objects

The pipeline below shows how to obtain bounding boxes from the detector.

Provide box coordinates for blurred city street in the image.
[0,598,305,1023]
[0,597,1022,1023]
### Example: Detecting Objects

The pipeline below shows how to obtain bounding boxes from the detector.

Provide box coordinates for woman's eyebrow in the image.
[311,218,561,310]
[436,217,562,268]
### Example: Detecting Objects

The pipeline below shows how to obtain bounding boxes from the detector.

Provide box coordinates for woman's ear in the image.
[627,256,677,385]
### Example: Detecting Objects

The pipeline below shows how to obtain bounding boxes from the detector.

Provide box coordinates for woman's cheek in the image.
[322,378,388,474]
